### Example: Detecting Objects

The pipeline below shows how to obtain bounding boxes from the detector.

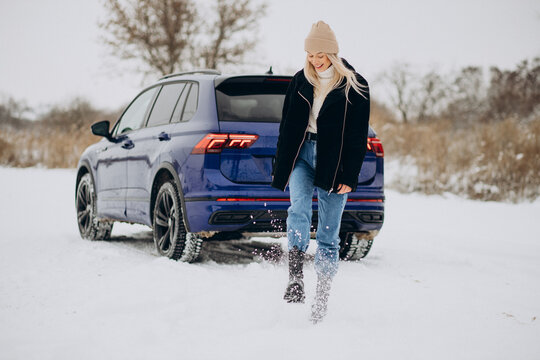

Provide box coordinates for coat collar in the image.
[297,58,354,108]
[298,72,347,109]
[298,77,314,105]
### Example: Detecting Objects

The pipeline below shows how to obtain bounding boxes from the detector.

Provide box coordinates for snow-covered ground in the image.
[1,167,539,360]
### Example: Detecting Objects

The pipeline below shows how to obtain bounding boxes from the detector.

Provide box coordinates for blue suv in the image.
[75,70,385,262]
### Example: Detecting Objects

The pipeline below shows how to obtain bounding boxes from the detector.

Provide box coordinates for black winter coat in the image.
[271,59,370,193]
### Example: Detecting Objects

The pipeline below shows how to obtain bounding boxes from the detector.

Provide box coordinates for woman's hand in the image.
[336,184,351,194]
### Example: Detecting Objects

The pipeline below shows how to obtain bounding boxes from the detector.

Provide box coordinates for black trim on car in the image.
[75,161,94,202]
[184,196,385,202]
[208,209,383,227]
[153,162,192,232]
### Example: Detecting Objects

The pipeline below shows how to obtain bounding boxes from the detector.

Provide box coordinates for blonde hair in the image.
[303,53,368,101]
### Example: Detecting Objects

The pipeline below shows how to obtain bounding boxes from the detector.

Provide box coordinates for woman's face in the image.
[307,52,331,72]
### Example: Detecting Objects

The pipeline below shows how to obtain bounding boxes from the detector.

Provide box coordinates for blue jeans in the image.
[286,139,348,278]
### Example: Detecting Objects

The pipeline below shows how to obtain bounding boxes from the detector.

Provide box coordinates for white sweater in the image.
[307,65,335,134]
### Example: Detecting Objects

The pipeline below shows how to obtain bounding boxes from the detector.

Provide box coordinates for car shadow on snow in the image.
[106,230,288,265]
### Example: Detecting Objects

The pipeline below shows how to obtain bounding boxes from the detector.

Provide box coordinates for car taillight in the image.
[191,133,259,154]
[367,137,384,157]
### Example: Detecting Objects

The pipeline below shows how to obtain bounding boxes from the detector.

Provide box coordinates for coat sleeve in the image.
[339,77,370,192]
[273,74,297,176]
[278,74,297,135]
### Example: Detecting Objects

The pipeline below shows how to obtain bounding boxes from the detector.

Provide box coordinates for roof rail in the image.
[159,69,221,80]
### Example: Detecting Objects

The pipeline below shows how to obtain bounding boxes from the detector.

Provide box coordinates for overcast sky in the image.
[0,0,539,114]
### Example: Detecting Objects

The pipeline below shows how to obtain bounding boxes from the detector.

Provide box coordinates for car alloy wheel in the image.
[153,180,202,262]
[75,173,113,240]
[154,186,177,254]
[76,176,93,235]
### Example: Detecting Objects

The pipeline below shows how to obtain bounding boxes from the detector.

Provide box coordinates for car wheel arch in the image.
[150,162,191,232]
[76,161,94,202]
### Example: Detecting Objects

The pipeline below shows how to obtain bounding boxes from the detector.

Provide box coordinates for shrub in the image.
[0,136,16,166]
[0,98,120,168]
[380,116,540,202]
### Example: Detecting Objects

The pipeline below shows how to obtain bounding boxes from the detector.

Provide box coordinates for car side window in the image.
[170,83,190,123]
[146,82,186,128]
[114,87,159,135]
[181,83,199,121]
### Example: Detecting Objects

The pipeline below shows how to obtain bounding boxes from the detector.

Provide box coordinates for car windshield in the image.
[215,77,290,123]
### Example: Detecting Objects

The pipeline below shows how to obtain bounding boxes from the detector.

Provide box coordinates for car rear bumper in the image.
[183,195,384,234]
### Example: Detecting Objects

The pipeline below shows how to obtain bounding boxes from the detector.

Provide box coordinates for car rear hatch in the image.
[215,76,288,184]
[214,75,379,185]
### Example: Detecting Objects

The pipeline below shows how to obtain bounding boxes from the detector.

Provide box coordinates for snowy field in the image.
[1,167,539,360]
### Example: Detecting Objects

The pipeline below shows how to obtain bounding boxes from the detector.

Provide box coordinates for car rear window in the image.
[215,76,291,123]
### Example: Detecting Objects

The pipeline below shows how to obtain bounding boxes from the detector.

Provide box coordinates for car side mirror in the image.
[91,120,114,142]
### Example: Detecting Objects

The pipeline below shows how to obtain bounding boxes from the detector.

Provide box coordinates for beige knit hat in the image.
[304,20,339,54]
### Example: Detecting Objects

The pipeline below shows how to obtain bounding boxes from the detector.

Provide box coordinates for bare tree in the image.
[487,58,540,121]
[100,0,199,75]
[100,0,266,76]
[416,70,448,123]
[444,66,487,126]
[0,96,32,128]
[382,64,450,124]
[383,63,415,123]
[196,0,267,69]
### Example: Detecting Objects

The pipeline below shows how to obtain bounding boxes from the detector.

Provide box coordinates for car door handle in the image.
[158,132,171,141]
[121,139,134,149]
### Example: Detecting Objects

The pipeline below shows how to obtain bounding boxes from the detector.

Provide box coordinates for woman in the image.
[271,20,370,323]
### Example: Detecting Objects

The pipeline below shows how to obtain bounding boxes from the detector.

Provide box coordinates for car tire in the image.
[339,232,374,261]
[153,180,202,262]
[76,173,113,240]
